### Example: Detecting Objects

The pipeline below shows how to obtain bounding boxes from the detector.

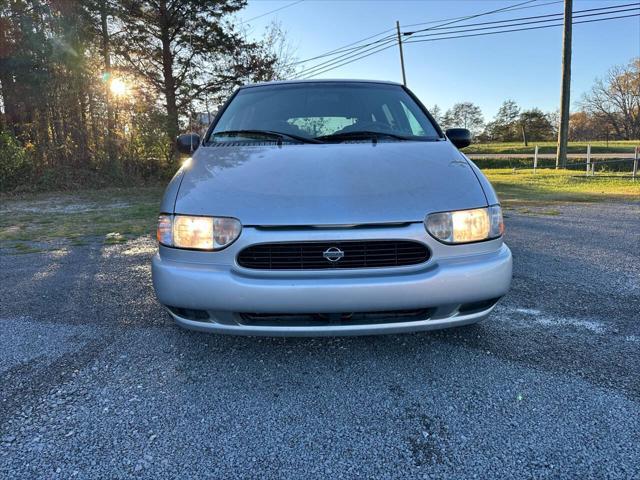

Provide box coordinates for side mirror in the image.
[176,133,201,154]
[445,128,472,149]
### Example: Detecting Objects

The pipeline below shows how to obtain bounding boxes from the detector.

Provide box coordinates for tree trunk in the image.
[0,6,20,136]
[100,3,117,170]
[76,78,90,167]
[35,106,50,173]
[159,0,179,160]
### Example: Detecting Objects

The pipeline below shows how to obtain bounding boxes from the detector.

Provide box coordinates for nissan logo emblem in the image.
[323,247,345,262]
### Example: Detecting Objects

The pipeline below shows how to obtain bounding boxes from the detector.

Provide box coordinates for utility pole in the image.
[396,21,407,86]
[556,0,572,169]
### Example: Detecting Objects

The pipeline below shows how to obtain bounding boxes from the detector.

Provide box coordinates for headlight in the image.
[157,214,241,250]
[157,214,173,246]
[425,205,503,244]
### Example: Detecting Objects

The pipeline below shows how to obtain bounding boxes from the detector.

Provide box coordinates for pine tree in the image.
[113,0,279,155]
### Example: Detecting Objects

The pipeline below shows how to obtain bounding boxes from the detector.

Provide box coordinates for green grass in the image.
[465,140,638,155]
[0,186,163,249]
[514,207,562,216]
[485,169,640,204]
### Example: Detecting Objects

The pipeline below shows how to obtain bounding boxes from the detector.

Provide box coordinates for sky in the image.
[237,0,640,120]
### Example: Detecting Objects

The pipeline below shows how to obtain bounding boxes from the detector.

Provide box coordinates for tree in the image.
[484,100,520,141]
[99,1,118,168]
[79,0,119,169]
[0,0,294,191]
[442,102,484,135]
[496,99,520,124]
[581,57,640,140]
[429,104,443,124]
[0,0,94,169]
[546,109,560,139]
[251,21,298,81]
[519,108,554,143]
[569,111,609,141]
[113,0,279,152]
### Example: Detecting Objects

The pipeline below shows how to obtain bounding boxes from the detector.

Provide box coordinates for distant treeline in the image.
[430,58,639,145]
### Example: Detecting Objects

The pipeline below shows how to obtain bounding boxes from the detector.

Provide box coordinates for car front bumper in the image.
[151,223,512,336]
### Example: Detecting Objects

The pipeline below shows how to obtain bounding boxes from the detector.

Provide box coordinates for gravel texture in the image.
[1,202,639,479]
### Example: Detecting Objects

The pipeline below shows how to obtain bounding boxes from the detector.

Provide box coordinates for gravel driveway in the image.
[1,202,639,479]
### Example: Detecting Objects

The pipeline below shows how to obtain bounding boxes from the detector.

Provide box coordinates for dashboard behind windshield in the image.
[208,82,441,143]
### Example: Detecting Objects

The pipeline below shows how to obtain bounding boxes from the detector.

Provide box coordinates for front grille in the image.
[238,309,435,326]
[237,240,430,270]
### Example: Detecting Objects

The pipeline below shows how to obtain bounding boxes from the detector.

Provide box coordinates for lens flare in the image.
[110,78,127,97]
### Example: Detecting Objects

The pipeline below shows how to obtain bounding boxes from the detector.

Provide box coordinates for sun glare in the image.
[110,78,127,97]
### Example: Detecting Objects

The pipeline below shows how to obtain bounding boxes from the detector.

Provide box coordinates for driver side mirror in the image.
[176,133,201,154]
[445,128,472,149]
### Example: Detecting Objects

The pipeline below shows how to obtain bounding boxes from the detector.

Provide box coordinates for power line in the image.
[243,0,305,24]
[404,12,639,45]
[293,2,639,79]
[401,0,563,28]
[305,42,399,79]
[293,0,547,67]
[294,0,545,77]
[404,2,639,37]
[402,0,538,34]
[293,0,632,71]
[292,32,396,67]
[300,12,639,78]
[404,5,640,41]
[293,37,398,78]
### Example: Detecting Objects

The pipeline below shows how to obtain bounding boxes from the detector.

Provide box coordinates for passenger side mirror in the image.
[176,133,201,154]
[445,128,472,149]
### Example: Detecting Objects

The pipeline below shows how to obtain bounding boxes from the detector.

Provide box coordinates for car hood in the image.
[175,141,488,226]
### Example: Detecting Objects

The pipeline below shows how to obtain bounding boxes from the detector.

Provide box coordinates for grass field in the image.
[0,170,638,253]
[465,140,639,155]
[0,186,163,249]
[484,169,639,205]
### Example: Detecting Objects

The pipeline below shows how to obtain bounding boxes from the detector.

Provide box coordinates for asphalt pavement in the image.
[1,202,639,479]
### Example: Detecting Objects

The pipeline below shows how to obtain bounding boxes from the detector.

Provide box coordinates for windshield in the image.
[208,82,441,143]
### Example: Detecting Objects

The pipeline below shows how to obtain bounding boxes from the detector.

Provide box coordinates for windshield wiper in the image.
[211,129,322,144]
[315,130,414,142]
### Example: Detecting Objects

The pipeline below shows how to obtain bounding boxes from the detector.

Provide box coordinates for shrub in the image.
[0,131,32,191]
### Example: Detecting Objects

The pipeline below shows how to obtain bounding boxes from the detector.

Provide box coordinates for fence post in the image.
[534,145,538,173]
[586,144,591,176]
[633,146,639,180]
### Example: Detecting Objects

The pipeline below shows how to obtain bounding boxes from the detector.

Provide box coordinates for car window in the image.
[209,82,440,143]
[381,104,395,127]
[288,116,356,137]
[401,101,427,136]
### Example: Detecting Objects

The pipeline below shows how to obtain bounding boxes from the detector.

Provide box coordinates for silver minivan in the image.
[152,80,512,336]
